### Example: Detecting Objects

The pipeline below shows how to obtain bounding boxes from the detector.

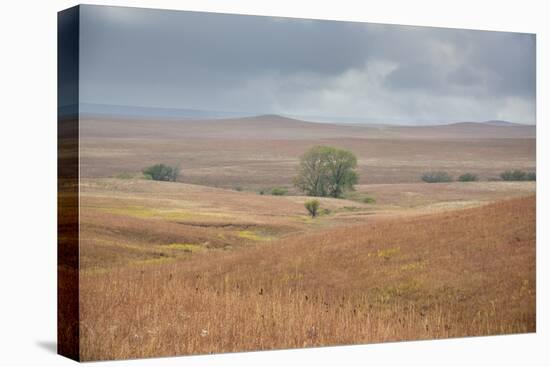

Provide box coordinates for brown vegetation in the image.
[71,116,536,360]
[79,117,535,189]
[79,195,535,360]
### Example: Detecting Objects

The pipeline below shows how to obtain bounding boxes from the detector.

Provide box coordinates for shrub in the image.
[500,170,536,181]
[271,187,288,196]
[458,173,479,182]
[142,164,179,182]
[421,171,453,183]
[362,196,376,204]
[304,199,320,218]
[234,186,243,192]
[500,170,526,181]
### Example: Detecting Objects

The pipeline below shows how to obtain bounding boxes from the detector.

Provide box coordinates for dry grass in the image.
[77,178,534,270]
[79,117,535,189]
[351,181,536,209]
[79,196,535,361]
[78,178,374,269]
[66,116,537,361]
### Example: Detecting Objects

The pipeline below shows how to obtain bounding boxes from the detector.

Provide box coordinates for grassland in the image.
[73,116,536,360]
[79,187,535,360]
[79,115,535,190]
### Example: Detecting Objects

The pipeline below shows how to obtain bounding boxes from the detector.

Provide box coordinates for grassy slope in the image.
[75,117,536,360]
[79,179,375,269]
[80,194,535,360]
[78,179,535,269]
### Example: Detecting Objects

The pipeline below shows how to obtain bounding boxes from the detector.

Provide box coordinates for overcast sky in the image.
[79,5,536,125]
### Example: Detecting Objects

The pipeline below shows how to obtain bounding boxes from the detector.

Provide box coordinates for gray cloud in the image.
[79,5,536,124]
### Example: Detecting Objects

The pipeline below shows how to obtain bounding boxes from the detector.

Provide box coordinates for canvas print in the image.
[58,5,536,361]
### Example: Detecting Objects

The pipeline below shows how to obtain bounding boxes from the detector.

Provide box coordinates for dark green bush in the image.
[458,173,479,182]
[271,187,288,196]
[421,171,453,183]
[500,170,535,181]
[142,164,179,182]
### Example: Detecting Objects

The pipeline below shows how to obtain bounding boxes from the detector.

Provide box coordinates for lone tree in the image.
[304,199,320,218]
[142,164,179,182]
[294,146,359,198]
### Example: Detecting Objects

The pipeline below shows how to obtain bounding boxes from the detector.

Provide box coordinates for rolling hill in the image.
[80,114,535,140]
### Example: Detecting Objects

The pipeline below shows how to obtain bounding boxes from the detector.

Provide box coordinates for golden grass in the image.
[377,246,401,260]
[237,230,272,241]
[100,205,229,222]
[79,196,536,361]
[77,179,388,270]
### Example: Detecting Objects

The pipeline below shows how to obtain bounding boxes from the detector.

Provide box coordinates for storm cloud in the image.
[79,5,536,125]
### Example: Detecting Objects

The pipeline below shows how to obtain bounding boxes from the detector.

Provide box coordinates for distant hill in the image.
[392,120,535,139]
[483,120,530,127]
[80,113,535,140]
[79,103,257,120]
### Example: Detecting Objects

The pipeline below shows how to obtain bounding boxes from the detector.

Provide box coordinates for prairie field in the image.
[72,116,536,360]
[79,115,535,188]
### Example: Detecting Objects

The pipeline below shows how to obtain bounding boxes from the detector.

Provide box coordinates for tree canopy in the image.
[294,146,359,198]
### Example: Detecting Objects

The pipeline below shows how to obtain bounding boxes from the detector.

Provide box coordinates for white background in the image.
[0,0,547,365]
